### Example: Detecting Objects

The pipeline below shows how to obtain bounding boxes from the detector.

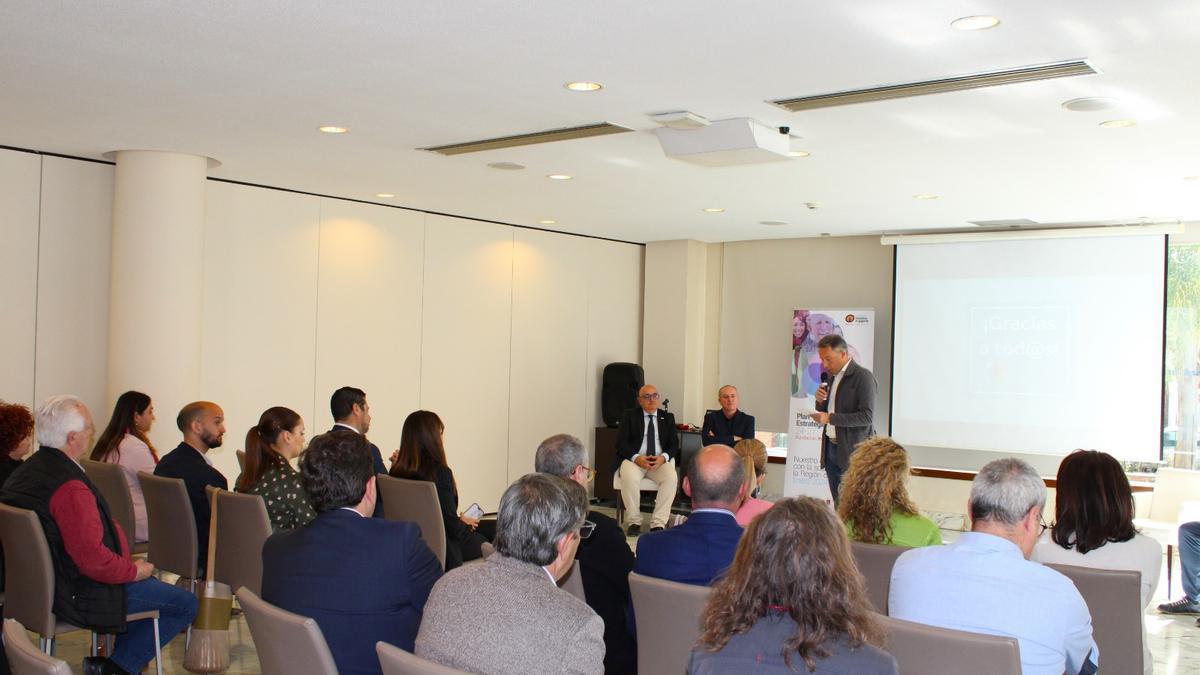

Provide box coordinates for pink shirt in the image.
[111,433,157,542]
[734,497,774,527]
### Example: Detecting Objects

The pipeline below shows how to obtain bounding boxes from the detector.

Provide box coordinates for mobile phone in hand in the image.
[463,503,484,520]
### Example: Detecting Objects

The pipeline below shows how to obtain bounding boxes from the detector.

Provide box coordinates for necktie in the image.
[645,414,657,457]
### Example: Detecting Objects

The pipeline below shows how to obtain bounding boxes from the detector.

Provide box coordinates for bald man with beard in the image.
[154,401,229,569]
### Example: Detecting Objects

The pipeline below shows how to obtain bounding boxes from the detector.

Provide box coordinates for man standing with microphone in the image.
[809,335,877,503]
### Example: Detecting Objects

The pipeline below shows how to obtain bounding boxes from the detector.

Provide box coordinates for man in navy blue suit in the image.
[633,444,746,586]
[328,386,388,517]
[154,401,229,570]
[262,429,442,675]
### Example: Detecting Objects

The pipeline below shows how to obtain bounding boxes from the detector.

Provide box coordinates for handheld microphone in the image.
[820,373,830,387]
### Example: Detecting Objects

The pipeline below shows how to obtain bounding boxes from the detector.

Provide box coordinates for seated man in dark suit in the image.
[615,384,679,536]
[701,385,755,447]
[328,386,387,517]
[535,433,636,674]
[153,401,228,568]
[262,430,442,675]
[634,444,746,586]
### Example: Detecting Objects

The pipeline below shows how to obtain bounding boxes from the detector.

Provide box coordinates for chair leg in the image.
[41,635,55,655]
[153,617,163,675]
[1167,544,1175,599]
[90,631,97,656]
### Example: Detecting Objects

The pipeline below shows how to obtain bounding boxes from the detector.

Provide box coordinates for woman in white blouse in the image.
[1033,449,1161,674]
[90,390,159,543]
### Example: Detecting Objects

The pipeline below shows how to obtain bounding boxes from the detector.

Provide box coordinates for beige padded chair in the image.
[1132,467,1200,596]
[237,588,338,675]
[557,560,586,604]
[1046,562,1142,675]
[376,474,447,570]
[236,450,246,472]
[849,541,910,614]
[3,618,71,675]
[376,640,469,675]
[208,488,271,595]
[628,572,710,675]
[878,614,1020,675]
[81,459,148,555]
[138,472,199,589]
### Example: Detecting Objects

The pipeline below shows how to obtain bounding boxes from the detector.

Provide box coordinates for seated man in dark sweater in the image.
[154,401,228,568]
[1,395,196,675]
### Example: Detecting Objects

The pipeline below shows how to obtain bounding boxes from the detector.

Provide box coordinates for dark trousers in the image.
[823,437,844,504]
[1181,521,1200,600]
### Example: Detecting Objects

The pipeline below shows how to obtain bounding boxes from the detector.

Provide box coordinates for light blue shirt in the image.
[889,531,1098,675]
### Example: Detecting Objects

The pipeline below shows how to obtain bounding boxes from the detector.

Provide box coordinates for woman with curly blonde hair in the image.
[837,436,940,548]
[690,497,896,674]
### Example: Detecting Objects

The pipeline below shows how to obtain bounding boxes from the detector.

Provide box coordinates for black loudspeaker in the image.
[602,362,644,428]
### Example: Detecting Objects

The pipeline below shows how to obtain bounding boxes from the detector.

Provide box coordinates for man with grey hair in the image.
[889,458,1098,675]
[416,473,604,674]
[634,444,746,585]
[808,334,876,503]
[535,434,636,673]
[1,395,197,675]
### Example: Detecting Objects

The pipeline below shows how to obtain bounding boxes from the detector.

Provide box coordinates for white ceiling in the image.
[2,1,1198,243]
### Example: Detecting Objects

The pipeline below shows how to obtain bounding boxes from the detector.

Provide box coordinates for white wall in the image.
[0,150,41,407]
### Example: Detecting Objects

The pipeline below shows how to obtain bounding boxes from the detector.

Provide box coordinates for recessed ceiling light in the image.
[760,220,788,226]
[538,219,557,225]
[703,207,725,213]
[1062,97,1119,112]
[1099,119,1137,128]
[546,174,573,180]
[912,194,939,200]
[487,161,525,171]
[788,150,811,158]
[374,193,395,198]
[951,15,1001,31]
[564,81,603,92]
[317,125,348,134]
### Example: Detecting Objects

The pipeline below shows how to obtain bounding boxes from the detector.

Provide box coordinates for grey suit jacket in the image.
[816,359,878,470]
[415,553,605,675]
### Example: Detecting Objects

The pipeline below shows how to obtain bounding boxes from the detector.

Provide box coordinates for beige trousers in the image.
[618,458,678,528]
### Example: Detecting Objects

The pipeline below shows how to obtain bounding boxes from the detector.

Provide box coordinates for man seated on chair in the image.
[262,429,442,675]
[889,458,1099,675]
[327,386,387,517]
[154,401,228,569]
[633,444,745,586]
[416,473,604,674]
[615,384,679,536]
[536,433,636,674]
[1158,520,1200,627]
[0,395,197,675]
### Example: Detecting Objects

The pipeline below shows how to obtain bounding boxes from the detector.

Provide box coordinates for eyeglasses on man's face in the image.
[579,520,597,540]
[576,465,596,483]
[639,393,660,401]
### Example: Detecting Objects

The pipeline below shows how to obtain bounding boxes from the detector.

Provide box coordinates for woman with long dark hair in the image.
[91,391,159,542]
[236,406,316,531]
[690,497,896,674]
[389,410,488,569]
[1033,449,1160,673]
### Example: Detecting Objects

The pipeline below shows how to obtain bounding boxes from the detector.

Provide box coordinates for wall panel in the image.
[200,181,320,482]
[420,215,513,510]
[0,150,41,408]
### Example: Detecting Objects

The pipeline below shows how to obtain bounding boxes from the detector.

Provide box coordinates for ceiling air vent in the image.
[421,122,633,155]
[771,59,1097,112]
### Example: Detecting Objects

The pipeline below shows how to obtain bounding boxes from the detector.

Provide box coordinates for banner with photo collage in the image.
[786,308,875,503]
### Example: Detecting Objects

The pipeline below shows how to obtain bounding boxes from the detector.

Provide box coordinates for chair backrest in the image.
[878,614,1021,675]
[210,488,271,595]
[237,588,338,675]
[850,541,910,614]
[80,459,137,547]
[3,618,72,675]
[137,472,198,578]
[377,640,468,675]
[236,450,245,472]
[628,572,711,675]
[1045,563,1142,675]
[558,560,586,603]
[0,505,57,636]
[376,474,446,570]
[1146,467,1200,521]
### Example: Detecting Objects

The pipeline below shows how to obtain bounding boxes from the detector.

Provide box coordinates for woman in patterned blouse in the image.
[236,406,316,531]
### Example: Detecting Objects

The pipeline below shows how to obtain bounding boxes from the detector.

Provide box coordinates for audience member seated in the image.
[535,433,636,674]
[701,385,755,447]
[732,438,773,526]
[0,400,34,488]
[634,444,745,585]
[690,497,897,674]
[327,386,386,516]
[1159,520,1200,627]
[836,437,940,548]
[89,391,159,543]
[0,395,197,675]
[154,401,229,569]
[890,458,1098,675]
[262,429,442,675]
[615,384,679,536]
[416,473,604,674]
[1034,449,1160,673]
[389,410,489,569]
[235,406,316,531]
